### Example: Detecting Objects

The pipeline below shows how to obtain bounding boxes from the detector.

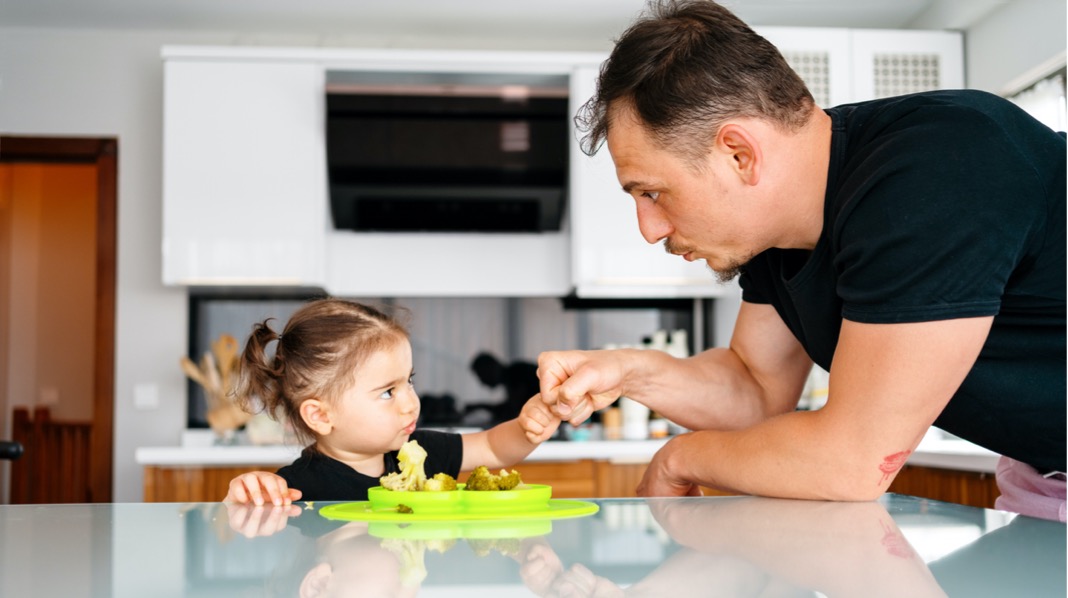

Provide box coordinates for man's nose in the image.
[635,200,671,245]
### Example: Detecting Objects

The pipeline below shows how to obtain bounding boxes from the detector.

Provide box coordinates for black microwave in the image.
[326,72,570,233]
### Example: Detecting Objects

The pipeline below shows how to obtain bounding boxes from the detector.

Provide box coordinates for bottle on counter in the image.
[602,407,622,440]
[619,397,650,440]
[648,413,670,439]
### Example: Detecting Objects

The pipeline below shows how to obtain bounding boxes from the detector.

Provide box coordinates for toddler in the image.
[223,298,560,505]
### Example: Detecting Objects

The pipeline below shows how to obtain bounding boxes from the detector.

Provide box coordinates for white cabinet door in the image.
[849,30,964,101]
[568,65,731,299]
[758,27,854,109]
[162,58,326,286]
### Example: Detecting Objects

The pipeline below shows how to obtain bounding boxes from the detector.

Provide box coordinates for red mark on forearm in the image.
[878,450,911,485]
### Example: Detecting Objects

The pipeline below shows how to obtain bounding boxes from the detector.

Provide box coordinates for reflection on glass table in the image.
[0,494,1063,597]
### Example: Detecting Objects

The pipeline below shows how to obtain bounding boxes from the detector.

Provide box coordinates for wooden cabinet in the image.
[143,464,279,502]
[143,458,998,509]
[888,465,999,510]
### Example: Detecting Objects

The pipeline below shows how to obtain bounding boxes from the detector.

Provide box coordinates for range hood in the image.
[325,70,570,233]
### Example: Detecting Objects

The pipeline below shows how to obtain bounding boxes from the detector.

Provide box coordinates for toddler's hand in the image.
[223,471,302,506]
[520,393,562,444]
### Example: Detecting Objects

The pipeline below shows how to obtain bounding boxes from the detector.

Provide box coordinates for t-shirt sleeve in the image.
[411,429,463,478]
[832,103,1045,324]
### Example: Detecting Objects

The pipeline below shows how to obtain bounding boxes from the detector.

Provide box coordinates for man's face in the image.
[605,108,758,283]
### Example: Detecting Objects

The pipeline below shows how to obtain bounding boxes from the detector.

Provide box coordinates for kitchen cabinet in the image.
[162,52,327,286]
[161,46,601,296]
[143,459,993,507]
[759,27,963,104]
[140,459,723,502]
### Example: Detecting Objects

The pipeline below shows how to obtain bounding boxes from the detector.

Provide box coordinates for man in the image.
[527,0,1066,520]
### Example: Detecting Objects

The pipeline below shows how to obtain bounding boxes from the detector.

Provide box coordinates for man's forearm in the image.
[619,347,786,431]
[656,409,893,501]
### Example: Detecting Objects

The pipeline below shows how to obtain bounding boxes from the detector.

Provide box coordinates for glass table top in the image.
[0,493,1063,597]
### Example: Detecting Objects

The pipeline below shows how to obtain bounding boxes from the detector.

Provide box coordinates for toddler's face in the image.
[327,337,420,456]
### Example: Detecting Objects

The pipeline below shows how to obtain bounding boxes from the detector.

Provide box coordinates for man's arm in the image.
[537,301,814,430]
[638,315,994,500]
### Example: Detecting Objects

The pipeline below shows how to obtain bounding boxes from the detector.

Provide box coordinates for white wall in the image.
[965,0,1066,94]
[0,0,1061,500]
[0,27,620,502]
[0,28,240,502]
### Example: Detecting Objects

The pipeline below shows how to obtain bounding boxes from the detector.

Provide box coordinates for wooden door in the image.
[0,136,116,503]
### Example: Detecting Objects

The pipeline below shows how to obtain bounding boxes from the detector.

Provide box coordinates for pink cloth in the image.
[994,456,1066,522]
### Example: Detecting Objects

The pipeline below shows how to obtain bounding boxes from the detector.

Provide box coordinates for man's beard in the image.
[664,239,748,284]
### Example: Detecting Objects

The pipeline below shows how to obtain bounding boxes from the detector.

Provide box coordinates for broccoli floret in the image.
[497,468,522,490]
[424,472,458,492]
[464,465,500,491]
[464,465,523,491]
[379,440,428,491]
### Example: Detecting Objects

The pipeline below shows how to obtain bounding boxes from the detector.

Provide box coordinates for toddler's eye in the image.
[408,373,416,386]
[379,388,395,400]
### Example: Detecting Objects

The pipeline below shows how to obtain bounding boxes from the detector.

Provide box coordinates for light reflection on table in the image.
[0,494,1063,597]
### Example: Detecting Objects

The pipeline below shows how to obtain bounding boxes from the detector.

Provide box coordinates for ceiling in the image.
[1,0,1007,47]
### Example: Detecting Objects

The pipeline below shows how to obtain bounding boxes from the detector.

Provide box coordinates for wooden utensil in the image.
[211,334,240,390]
[180,356,208,388]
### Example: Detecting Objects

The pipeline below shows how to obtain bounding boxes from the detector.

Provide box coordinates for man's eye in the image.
[642,191,660,202]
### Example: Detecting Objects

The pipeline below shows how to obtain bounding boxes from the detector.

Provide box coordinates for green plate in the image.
[367,484,464,513]
[367,483,553,514]
[320,499,599,522]
[461,483,552,512]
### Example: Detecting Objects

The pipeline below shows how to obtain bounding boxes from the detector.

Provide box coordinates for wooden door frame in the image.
[0,135,116,502]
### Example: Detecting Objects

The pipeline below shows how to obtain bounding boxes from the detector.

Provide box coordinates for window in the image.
[1007,68,1067,132]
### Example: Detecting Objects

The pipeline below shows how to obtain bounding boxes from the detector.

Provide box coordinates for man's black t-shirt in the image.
[276,429,463,501]
[739,90,1066,472]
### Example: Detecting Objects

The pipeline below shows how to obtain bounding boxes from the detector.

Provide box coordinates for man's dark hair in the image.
[576,0,813,162]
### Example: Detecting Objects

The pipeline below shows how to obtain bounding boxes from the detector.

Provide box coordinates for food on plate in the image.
[378,440,525,494]
[379,440,429,491]
[464,465,523,491]
[424,472,458,492]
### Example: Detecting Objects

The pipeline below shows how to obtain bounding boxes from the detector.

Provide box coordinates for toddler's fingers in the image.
[225,477,252,504]
[237,473,267,506]
[258,475,290,506]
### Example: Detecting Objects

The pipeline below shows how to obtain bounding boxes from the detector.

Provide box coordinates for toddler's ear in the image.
[300,399,333,436]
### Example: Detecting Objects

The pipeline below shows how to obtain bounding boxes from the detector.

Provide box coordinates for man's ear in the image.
[716,123,761,186]
[300,399,334,436]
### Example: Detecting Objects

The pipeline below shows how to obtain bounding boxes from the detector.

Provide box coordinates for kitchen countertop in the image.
[1,494,1062,596]
[135,428,1001,472]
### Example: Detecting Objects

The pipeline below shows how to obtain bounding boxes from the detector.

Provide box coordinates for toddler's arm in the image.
[223,471,302,506]
[460,393,561,471]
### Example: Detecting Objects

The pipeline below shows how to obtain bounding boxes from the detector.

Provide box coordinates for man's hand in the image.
[224,471,302,506]
[636,434,704,497]
[537,349,630,425]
